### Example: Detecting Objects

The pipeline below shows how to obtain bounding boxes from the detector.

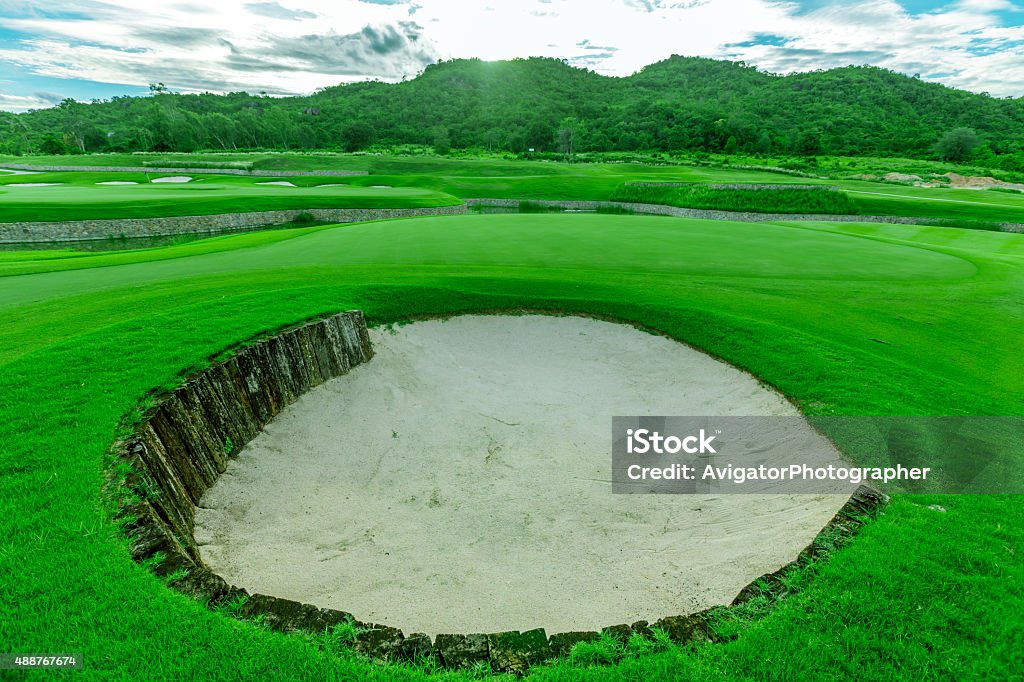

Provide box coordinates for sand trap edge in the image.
[106,310,887,674]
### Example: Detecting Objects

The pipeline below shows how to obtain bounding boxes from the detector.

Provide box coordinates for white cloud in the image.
[0,0,1021,109]
[411,0,792,75]
[956,0,1018,11]
[0,90,62,113]
[723,0,1024,96]
[0,0,419,94]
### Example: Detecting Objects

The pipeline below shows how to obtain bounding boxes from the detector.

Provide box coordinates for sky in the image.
[0,0,1022,112]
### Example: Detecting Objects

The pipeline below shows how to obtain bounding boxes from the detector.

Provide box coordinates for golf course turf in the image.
[1,209,1022,679]
[0,172,460,222]
[7,154,1024,225]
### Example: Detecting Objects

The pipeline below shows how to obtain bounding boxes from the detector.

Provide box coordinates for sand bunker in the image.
[256,181,297,187]
[0,168,39,175]
[97,181,138,185]
[6,183,60,187]
[151,176,192,183]
[196,315,850,636]
[370,184,393,188]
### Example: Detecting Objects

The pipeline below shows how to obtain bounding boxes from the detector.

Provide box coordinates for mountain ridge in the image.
[2,55,1021,165]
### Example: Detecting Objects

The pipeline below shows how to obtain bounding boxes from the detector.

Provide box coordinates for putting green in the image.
[0,214,979,298]
[1,212,1021,680]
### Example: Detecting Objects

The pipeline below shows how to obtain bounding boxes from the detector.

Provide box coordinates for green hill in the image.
[2,56,1023,165]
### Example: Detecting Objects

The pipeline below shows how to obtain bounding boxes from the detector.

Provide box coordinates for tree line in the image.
[1,56,1022,168]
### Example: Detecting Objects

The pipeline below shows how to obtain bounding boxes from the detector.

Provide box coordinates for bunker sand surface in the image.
[196,315,851,636]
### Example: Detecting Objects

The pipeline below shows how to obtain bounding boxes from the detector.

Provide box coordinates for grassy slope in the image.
[0,172,459,222]
[6,154,1024,224]
[609,182,1024,223]
[1,214,1021,680]
[609,185,859,214]
[0,223,347,276]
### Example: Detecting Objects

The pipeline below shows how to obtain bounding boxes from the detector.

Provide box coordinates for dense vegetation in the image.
[610,184,858,214]
[3,57,1024,168]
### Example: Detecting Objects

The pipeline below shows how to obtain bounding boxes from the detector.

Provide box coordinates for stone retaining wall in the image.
[465,198,1024,233]
[0,205,467,243]
[114,311,374,570]
[0,163,368,177]
[109,310,888,674]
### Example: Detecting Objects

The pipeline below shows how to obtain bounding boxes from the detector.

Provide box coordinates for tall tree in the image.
[556,117,584,158]
[935,127,980,162]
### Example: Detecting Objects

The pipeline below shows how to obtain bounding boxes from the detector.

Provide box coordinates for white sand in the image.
[6,183,60,187]
[151,176,192,183]
[0,168,40,175]
[196,315,850,636]
[256,181,296,187]
[370,184,392,188]
[97,181,138,185]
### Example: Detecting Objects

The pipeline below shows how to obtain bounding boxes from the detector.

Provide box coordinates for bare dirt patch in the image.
[944,172,1024,191]
[884,172,923,183]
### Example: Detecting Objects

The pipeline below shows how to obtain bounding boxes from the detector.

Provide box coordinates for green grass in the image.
[0,212,1022,680]
[141,159,255,170]
[610,184,859,214]
[0,171,459,221]
[9,153,1024,225]
[0,222,344,277]
[608,180,1024,223]
[842,182,1024,222]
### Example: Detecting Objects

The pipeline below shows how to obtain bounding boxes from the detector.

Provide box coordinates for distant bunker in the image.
[194,315,852,636]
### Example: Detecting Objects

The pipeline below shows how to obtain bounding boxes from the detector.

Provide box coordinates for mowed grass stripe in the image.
[0,214,978,281]
[0,172,460,222]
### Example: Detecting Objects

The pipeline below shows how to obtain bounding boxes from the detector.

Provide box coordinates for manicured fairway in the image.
[0,172,460,221]
[8,153,1024,225]
[1,213,1022,680]
[840,179,1024,222]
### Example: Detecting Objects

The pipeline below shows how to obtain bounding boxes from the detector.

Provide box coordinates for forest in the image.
[2,56,1023,169]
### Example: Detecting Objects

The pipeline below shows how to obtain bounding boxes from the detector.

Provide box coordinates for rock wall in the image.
[109,310,888,674]
[0,205,467,243]
[465,198,1024,233]
[113,311,373,573]
[1,163,367,176]
[6,192,1019,243]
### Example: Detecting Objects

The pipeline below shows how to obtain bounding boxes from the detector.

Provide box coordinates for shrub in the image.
[935,127,979,163]
[610,184,858,214]
[925,218,1003,232]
